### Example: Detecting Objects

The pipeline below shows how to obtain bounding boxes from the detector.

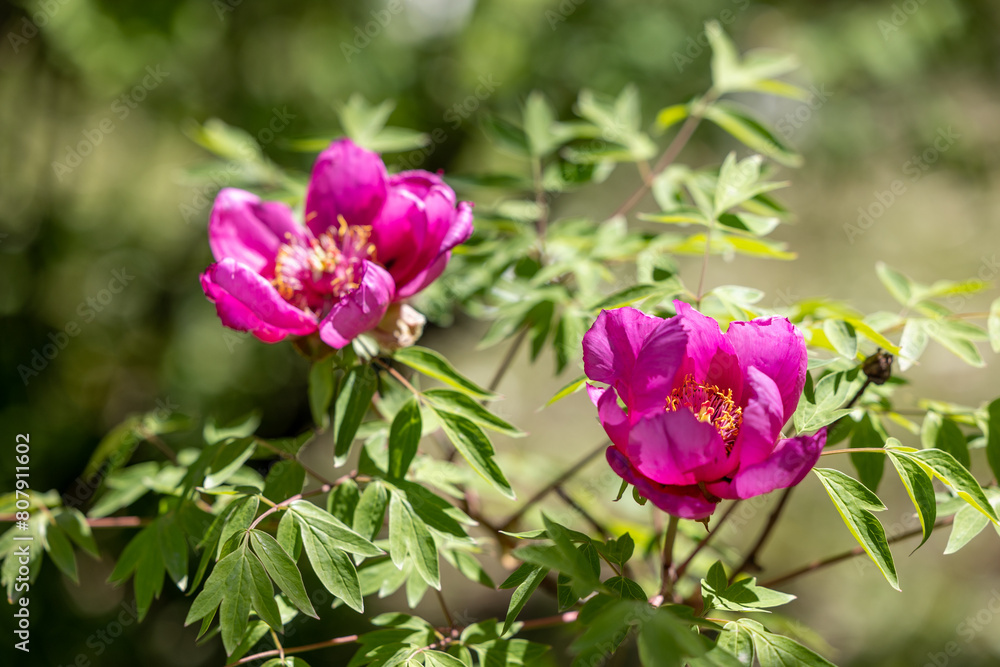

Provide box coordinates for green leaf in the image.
[905,449,999,523]
[333,364,378,465]
[823,319,858,360]
[246,549,283,634]
[424,389,524,438]
[812,468,898,590]
[717,622,755,667]
[263,460,306,504]
[932,416,971,469]
[701,102,802,167]
[249,529,318,618]
[158,516,190,591]
[217,495,260,560]
[432,409,514,499]
[546,375,587,406]
[185,544,239,626]
[480,114,530,156]
[353,481,389,542]
[276,511,301,561]
[849,413,885,493]
[637,606,709,666]
[327,478,360,524]
[793,369,864,433]
[739,619,836,667]
[394,347,496,400]
[985,398,1000,485]
[295,513,364,613]
[988,297,1000,353]
[944,504,991,555]
[308,360,335,431]
[925,319,985,367]
[205,437,257,489]
[387,397,422,479]
[701,562,795,613]
[55,508,99,558]
[524,91,557,157]
[875,262,914,307]
[502,565,547,635]
[288,501,382,557]
[655,104,690,132]
[886,450,936,551]
[443,549,494,589]
[389,494,440,589]
[898,319,929,371]
[43,522,78,583]
[605,576,646,601]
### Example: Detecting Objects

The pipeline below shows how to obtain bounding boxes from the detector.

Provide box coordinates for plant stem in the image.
[612,92,715,220]
[674,500,741,581]
[820,448,887,457]
[488,327,529,394]
[435,589,455,628]
[660,515,680,599]
[760,515,956,589]
[224,634,360,666]
[730,487,794,582]
[500,440,608,531]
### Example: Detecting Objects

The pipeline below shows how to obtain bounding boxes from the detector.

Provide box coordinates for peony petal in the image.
[582,307,662,397]
[208,189,306,276]
[629,316,688,413]
[317,260,395,349]
[727,366,785,469]
[394,252,449,300]
[606,448,718,520]
[305,139,388,236]
[626,409,729,486]
[589,384,629,452]
[708,428,826,500]
[725,315,807,424]
[672,300,744,404]
[201,259,317,342]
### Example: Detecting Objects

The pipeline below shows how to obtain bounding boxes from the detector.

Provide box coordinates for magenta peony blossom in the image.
[200,139,473,349]
[582,301,823,520]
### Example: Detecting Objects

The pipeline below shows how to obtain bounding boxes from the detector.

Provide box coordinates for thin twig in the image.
[435,589,455,628]
[136,427,178,465]
[660,515,680,599]
[224,634,360,666]
[730,487,794,582]
[675,500,741,581]
[0,514,151,528]
[500,441,608,531]
[487,327,529,394]
[554,486,610,539]
[760,515,956,589]
[611,92,716,220]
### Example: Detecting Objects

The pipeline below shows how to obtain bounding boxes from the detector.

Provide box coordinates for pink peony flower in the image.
[582,302,823,520]
[200,139,473,349]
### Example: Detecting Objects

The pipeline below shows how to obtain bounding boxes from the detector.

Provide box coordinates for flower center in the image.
[666,374,742,451]
[272,215,377,312]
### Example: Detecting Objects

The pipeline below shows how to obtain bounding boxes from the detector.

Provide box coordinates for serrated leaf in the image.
[249,529,318,618]
[812,468,898,590]
[333,364,378,465]
[393,346,496,400]
[388,398,422,479]
[432,409,514,499]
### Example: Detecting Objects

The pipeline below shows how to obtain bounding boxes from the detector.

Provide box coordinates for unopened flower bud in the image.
[862,349,893,385]
[372,303,426,352]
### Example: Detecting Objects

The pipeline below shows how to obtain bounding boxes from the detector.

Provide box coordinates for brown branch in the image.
[0,514,150,528]
[675,500,741,581]
[730,487,794,582]
[224,634,360,666]
[487,326,529,395]
[760,515,956,589]
[500,440,608,531]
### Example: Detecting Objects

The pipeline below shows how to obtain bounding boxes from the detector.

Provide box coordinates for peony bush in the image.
[5,23,1000,667]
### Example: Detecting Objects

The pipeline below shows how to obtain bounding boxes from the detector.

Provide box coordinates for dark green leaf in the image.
[502,565,547,635]
[812,468,898,590]
[55,508,100,558]
[333,364,377,465]
[606,576,646,600]
[389,494,440,589]
[205,438,257,489]
[701,561,795,613]
[249,529,318,618]
[849,414,885,493]
[394,346,497,400]
[886,450,936,551]
[296,514,364,612]
[309,360,335,431]
[263,460,306,504]
[289,501,382,557]
[43,523,78,583]
[327,478,360,525]
[353,481,389,542]
[388,398,422,479]
[986,398,1000,488]
[424,389,524,438]
[907,449,999,523]
[739,619,836,666]
[432,409,514,499]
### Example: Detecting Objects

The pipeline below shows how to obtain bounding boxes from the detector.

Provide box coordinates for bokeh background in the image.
[2,0,1000,665]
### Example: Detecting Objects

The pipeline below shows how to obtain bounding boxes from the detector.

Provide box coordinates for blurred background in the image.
[2,0,1000,665]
